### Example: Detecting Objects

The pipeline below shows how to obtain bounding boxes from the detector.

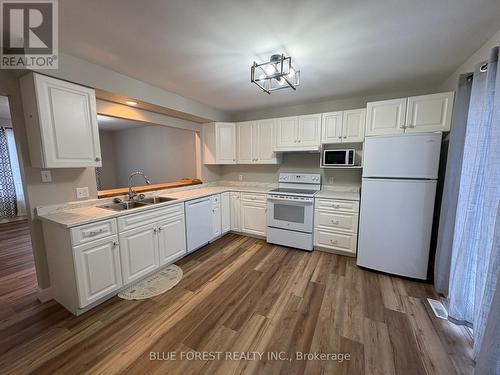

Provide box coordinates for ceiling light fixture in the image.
[251,54,300,94]
[125,100,137,106]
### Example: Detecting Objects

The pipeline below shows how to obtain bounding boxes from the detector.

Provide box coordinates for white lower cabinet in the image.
[211,194,222,239]
[221,192,231,234]
[240,193,267,237]
[119,223,160,284]
[230,192,241,231]
[314,198,360,256]
[158,214,187,265]
[73,235,122,308]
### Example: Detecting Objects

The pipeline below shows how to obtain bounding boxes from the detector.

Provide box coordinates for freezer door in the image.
[357,178,437,279]
[363,133,442,179]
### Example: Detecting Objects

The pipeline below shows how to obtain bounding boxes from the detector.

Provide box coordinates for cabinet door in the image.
[366,98,406,136]
[33,74,102,168]
[73,236,122,308]
[255,119,278,163]
[321,111,343,144]
[241,202,267,236]
[216,123,236,164]
[298,114,321,146]
[276,117,298,148]
[221,192,231,234]
[212,204,222,239]
[342,109,366,142]
[230,192,241,231]
[237,121,255,164]
[119,224,159,284]
[405,92,454,133]
[158,215,186,266]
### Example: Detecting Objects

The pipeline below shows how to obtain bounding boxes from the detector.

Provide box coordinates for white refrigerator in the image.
[357,132,442,279]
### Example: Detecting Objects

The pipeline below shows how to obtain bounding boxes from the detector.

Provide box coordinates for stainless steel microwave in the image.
[323,149,356,166]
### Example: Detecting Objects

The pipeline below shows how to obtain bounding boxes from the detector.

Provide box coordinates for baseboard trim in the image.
[37,287,54,303]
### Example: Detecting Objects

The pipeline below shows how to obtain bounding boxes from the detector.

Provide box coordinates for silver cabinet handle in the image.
[95,157,101,162]
[330,239,338,244]
[158,227,163,232]
[338,136,342,139]
[112,241,118,247]
[153,228,158,234]
[343,136,347,139]
[86,228,105,237]
[331,220,339,225]
[399,123,406,129]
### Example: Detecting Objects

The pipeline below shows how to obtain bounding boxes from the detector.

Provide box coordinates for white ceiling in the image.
[97,115,149,131]
[60,0,500,113]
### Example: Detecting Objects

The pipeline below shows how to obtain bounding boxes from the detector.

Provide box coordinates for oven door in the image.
[267,196,314,233]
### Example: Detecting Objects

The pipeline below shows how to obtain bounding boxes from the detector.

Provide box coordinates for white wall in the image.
[98,131,118,189]
[441,30,500,91]
[231,87,440,122]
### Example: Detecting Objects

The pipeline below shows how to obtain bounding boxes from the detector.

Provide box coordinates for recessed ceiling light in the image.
[125,100,137,106]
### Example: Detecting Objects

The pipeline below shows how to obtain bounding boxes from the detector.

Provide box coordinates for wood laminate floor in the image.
[0,221,474,374]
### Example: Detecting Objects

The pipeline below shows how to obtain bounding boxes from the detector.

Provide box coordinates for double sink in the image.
[99,196,177,211]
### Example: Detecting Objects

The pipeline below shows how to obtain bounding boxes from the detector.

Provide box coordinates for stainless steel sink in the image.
[98,201,150,211]
[137,196,177,204]
[98,196,177,211]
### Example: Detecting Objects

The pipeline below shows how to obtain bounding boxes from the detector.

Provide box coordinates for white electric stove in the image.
[267,173,321,251]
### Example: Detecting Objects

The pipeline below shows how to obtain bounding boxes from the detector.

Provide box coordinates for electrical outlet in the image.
[238,175,243,181]
[40,170,52,182]
[329,177,334,184]
[76,187,89,199]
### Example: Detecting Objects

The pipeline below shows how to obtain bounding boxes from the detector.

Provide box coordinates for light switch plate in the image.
[76,187,89,199]
[41,170,52,182]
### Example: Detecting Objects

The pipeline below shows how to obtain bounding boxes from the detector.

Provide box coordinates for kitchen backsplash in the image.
[218,152,362,186]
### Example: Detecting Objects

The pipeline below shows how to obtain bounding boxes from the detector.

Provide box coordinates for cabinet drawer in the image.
[118,203,184,232]
[315,210,358,233]
[241,193,266,204]
[315,198,359,213]
[70,219,117,246]
[314,228,357,254]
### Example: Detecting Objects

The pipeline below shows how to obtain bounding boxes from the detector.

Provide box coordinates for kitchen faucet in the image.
[128,171,151,200]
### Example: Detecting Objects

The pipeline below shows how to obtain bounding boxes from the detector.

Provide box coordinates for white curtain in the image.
[5,128,26,216]
[440,44,499,374]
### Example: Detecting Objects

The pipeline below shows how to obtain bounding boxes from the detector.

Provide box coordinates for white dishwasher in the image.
[185,196,213,253]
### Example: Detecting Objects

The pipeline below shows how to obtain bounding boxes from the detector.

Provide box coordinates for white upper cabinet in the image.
[20,73,101,168]
[405,92,454,133]
[321,109,365,144]
[366,92,454,136]
[366,98,407,136]
[275,116,298,148]
[298,114,321,146]
[202,122,237,164]
[342,109,366,142]
[255,119,278,163]
[237,121,255,164]
[321,111,343,144]
[275,114,320,150]
[236,119,279,164]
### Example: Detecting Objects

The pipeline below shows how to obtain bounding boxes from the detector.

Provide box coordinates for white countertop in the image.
[36,184,273,228]
[37,182,360,228]
[315,186,360,201]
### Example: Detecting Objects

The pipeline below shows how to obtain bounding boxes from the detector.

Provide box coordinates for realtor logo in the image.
[0,0,58,69]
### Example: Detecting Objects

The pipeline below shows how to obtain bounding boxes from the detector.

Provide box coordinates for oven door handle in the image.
[267,196,313,204]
